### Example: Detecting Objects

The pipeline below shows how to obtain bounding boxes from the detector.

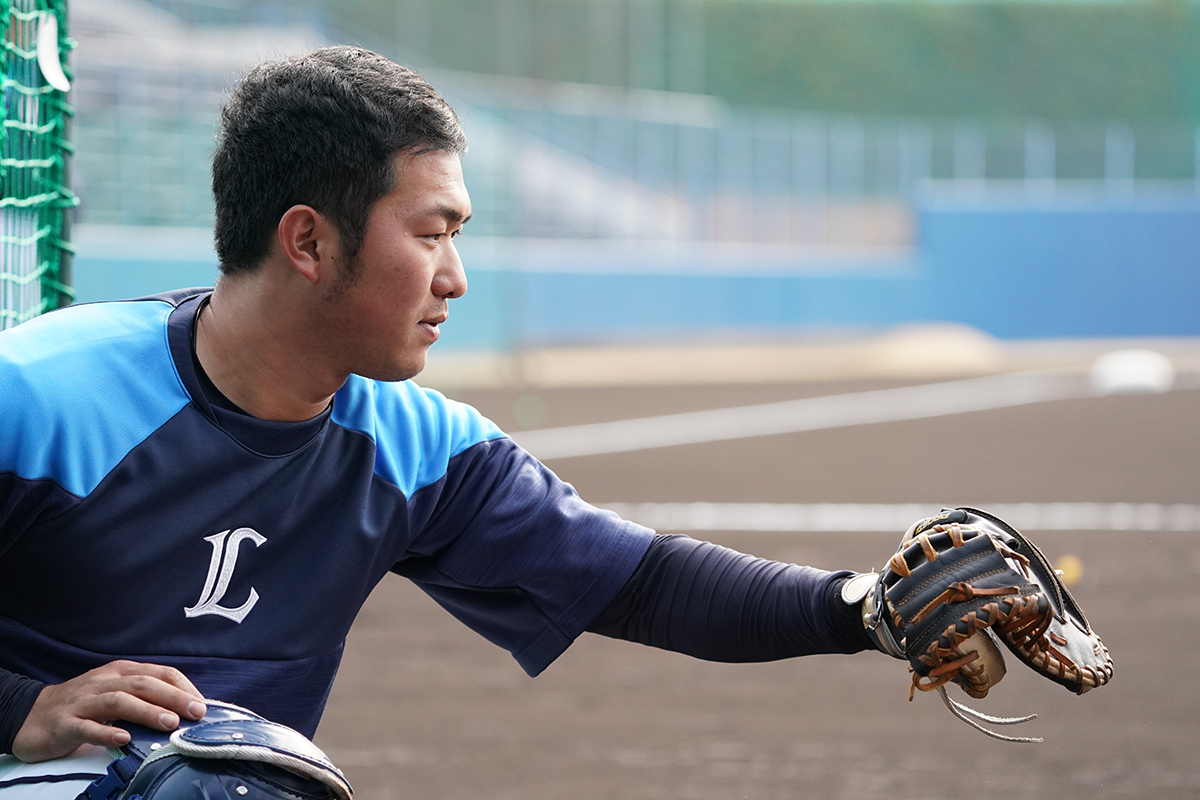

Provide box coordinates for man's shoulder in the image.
[332,375,507,495]
[0,290,208,366]
[3,298,173,399]
[334,375,503,440]
[0,293,199,494]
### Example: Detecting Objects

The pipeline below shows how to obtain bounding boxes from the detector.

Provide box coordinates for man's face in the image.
[320,149,471,382]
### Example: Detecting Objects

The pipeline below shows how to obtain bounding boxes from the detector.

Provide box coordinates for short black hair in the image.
[212,46,467,275]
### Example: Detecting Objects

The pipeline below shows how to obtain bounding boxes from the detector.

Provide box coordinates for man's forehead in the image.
[392,150,471,215]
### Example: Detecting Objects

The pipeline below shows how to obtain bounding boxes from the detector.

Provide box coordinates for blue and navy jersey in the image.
[0,289,654,736]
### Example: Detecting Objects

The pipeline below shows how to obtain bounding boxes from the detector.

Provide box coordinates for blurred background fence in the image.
[71,0,1200,239]
[64,0,1200,349]
[1,0,75,329]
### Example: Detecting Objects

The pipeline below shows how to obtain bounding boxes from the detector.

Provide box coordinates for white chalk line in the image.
[598,502,1200,533]
[512,369,1092,460]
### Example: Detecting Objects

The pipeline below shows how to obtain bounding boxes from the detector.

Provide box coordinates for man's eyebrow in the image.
[428,205,472,226]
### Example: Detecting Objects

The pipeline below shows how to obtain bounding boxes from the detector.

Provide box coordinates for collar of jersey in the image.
[168,292,331,456]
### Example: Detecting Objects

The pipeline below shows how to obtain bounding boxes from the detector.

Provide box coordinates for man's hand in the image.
[11,660,207,763]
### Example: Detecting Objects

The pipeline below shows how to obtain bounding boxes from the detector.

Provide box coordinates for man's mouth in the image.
[419,313,447,335]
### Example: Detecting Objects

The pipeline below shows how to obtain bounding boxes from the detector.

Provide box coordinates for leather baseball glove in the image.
[841,507,1114,742]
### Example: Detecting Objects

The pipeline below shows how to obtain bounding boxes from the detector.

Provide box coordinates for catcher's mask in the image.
[77,700,351,800]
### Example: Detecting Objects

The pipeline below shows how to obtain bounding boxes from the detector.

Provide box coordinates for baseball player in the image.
[0,46,1109,799]
[0,46,877,797]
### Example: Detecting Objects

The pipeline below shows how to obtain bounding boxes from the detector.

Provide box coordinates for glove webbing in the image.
[935,687,1042,744]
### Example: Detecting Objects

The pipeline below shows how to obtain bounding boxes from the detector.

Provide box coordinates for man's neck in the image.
[196,277,345,422]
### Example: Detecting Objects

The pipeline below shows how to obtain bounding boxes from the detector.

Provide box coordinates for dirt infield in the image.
[315,378,1200,799]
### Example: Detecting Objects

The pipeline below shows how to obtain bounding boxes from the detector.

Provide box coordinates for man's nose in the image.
[435,243,468,299]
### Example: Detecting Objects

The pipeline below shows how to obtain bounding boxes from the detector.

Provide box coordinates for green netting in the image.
[1,0,76,330]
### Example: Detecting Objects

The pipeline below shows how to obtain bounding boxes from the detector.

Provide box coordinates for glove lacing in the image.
[867,567,1045,743]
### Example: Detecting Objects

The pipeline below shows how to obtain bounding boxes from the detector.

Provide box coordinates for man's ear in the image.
[277,205,339,285]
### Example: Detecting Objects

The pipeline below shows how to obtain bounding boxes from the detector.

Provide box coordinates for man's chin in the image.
[356,353,428,383]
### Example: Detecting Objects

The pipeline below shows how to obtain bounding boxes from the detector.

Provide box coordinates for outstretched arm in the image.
[587,534,873,660]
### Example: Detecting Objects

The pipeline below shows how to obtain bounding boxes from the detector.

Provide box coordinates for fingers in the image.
[98,661,208,725]
[12,660,209,763]
[71,717,133,748]
[70,680,180,732]
[114,659,205,703]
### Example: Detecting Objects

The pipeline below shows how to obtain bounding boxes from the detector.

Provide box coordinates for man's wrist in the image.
[828,574,874,652]
[837,573,905,658]
[0,669,46,756]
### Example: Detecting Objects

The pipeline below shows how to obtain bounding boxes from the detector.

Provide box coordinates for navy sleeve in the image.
[0,474,73,756]
[395,437,655,677]
[587,534,871,660]
[0,667,45,756]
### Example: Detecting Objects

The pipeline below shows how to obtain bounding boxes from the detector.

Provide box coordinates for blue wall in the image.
[440,265,926,349]
[72,199,1200,349]
[919,200,1200,338]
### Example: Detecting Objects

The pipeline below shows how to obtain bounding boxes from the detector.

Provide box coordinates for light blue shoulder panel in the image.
[0,301,192,498]
[331,377,505,497]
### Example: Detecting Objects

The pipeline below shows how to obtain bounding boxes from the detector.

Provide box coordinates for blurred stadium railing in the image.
[70,0,1200,247]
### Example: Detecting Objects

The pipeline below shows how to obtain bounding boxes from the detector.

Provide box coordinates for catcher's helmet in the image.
[79,700,351,800]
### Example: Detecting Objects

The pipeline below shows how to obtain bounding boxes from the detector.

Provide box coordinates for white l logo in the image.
[184,527,266,624]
